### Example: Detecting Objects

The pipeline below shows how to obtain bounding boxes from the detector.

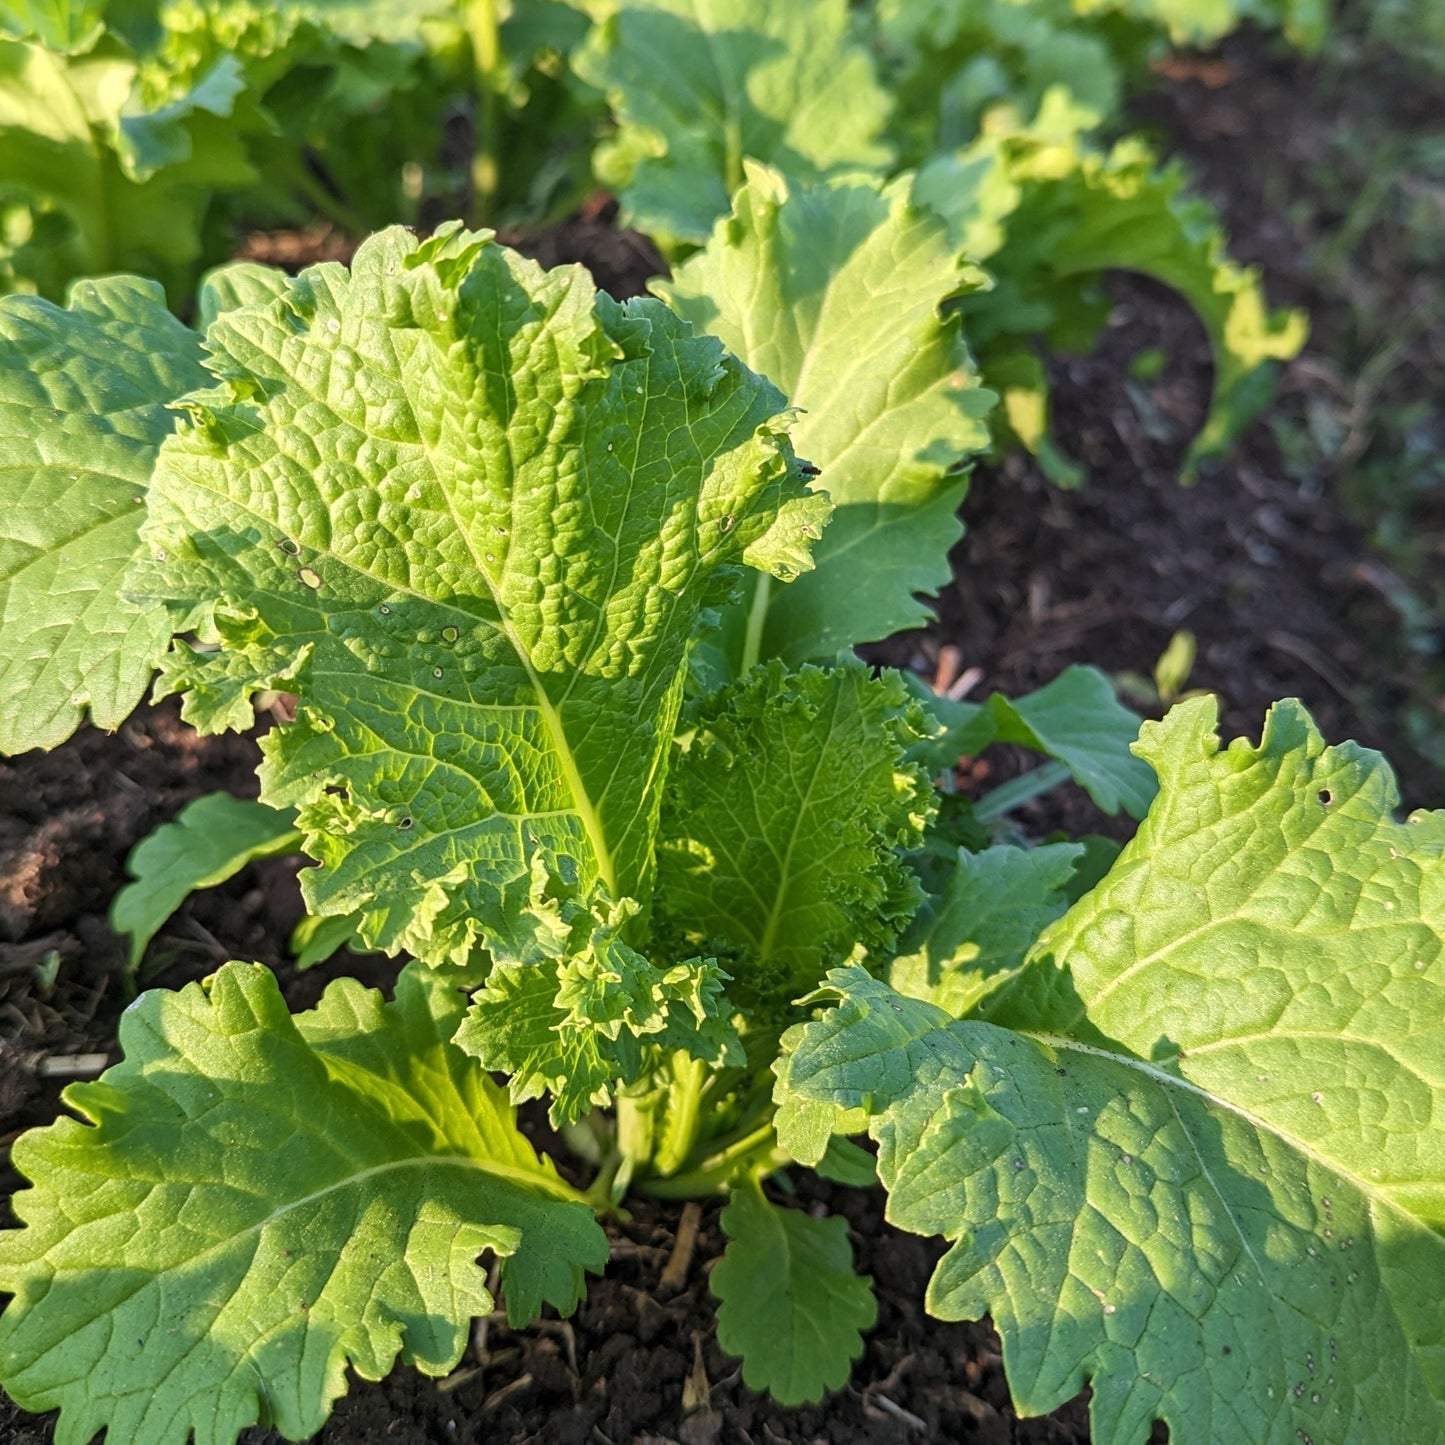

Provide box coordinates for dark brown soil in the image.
[250,1178,1118,1445]
[1,22,1440,1445]
[1121,19,1445,799]
[930,267,1417,800]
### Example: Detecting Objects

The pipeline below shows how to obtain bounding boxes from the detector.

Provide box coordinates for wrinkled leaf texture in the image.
[0,275,207,754]
[0,962,607,1445]
[132,224,827,978]
[658,165,995,672]
[655,656,934,1010]
[573,0,895,247]
[777,698,1445,1444]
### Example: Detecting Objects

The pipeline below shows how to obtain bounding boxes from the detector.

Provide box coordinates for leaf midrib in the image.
[397,310,622,900]
[756,676,847,961]
[1035,1031,1431,1222]
[59,1149,578,1293]
[158,470,620,890]
[174,293,626,903]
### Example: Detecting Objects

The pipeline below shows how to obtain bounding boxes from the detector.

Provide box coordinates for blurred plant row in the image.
[3,0,1325,483]
[1251,1,1445,775]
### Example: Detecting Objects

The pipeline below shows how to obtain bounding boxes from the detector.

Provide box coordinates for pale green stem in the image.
[581,1152,626,1212]
[651,1054,708,1178]
[615,1090,657,1173]
[633,1121,788,1199]
[739,573,771,674]
[974,759,1072,823]
[468,0,501,225]
[723,116,745,197]
[530,1167,598,1207]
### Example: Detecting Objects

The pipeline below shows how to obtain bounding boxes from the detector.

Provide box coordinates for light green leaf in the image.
[772,967,937,1165]
[916,96,1306,478]
[889,842,1082,1017]
[0,38,115,294]
[456,896,742,1125]
[813,1135,877,1188]
[658,166,995,669]
[0,961,608,1445]
[0,275,208,755]
[136,0,583,237]
[129,0,442,113]
[988,665,1156,816]
[289,909,364,970]
[117,55,247,181]
[879,0,1323,161]
[1152,627,1197,702]
[0,0,106,52]
[878,0,1123,152]
[982,696,1445,1197]
[1072,0,1326,49]
[914,665,1156,818]
[131,224,826,967]
[454,959,625,1124]
[197,259,290,331]
[655,658,933,1010]
[777,697,1445,1443]
[0,35,255,300]
[241,0,460,47]
[111,791,303,971]
[711,1176,877,1405]
[572,0,895,248]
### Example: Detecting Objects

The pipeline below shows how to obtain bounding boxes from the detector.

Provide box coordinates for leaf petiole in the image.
[633,1120,789,1199]
[651,1053,709,1178]
[974,759,1072,822]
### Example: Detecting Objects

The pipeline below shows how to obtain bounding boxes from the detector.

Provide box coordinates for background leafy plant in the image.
[3,0,1309,477]
[0,0,600,301]
[1250,0,1445,775]
[576,0,1306,480]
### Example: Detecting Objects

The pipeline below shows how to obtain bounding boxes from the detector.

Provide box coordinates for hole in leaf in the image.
[1318,789,1333,806]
